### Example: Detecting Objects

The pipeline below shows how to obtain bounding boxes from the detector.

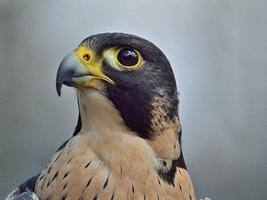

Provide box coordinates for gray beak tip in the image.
[56,52,85,97]
[56,81,62,97]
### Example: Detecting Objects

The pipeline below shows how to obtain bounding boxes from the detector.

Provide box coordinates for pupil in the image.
[118,48,138,66]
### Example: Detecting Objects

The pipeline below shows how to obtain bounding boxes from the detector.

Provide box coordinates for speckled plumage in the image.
[6,33,196,200]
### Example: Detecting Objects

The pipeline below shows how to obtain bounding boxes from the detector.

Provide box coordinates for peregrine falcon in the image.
[6,33,196,200]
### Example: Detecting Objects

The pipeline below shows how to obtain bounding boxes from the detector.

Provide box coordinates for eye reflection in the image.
[117,48,139,66]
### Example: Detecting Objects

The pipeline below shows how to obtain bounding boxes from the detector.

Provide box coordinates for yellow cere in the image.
[74,46,115,86]
[75,46,95,64]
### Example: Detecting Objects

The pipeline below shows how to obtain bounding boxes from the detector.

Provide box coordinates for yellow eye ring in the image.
[115,47,143,70]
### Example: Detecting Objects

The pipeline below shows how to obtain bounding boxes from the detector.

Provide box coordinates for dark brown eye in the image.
[117,48,139,66]
[83,54,90,61]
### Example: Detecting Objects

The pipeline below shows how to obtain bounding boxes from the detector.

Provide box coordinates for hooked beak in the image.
[56,50,114,96]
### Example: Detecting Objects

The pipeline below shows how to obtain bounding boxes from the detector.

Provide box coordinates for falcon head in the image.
[56,33,179,139]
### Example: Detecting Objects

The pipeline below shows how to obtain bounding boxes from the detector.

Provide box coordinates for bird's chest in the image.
[34,136,172,200]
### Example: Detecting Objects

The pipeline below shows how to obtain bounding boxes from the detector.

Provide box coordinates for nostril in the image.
[83,54,90,61]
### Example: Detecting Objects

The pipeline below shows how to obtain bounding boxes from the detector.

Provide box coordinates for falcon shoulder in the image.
[5,137,72,200]
[5,175,40,200]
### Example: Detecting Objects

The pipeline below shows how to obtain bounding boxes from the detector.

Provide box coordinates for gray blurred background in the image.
[0,0,266,199]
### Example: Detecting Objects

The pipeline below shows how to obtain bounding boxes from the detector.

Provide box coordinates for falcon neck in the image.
[76,89,159,172]
[77,89,128,138]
